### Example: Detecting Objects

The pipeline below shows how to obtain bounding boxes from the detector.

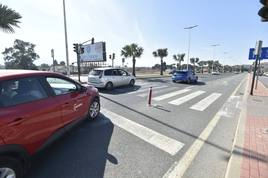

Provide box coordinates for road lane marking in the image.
[153,89,191,101]
[190,93,222,111]
[128,85,168,94]
[168,91,205,106]
[101,108,184,155]
[163,76,246,178]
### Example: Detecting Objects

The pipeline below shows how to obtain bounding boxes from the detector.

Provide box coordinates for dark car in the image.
[172,70,198,83]
[0,70,100,178]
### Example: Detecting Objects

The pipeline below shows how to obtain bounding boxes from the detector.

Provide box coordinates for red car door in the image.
[0,77,63,154]
[45,77,89,125]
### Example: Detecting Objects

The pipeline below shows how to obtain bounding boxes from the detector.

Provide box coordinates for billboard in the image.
[80,42,106,62]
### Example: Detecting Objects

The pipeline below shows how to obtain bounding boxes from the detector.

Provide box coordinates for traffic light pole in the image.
[77,51,81,82]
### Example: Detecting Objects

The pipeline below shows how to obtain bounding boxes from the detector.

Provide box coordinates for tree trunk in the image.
[132,57,136,77]
[160,58,163,75]
[193,63,195,73]
[179,61,181,70]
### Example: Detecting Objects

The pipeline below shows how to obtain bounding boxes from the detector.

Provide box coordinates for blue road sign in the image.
[249,47,268,60]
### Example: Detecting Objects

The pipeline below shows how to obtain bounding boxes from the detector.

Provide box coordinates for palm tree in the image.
[207,60,214,73]
[121,43,143,76]
[190,57,200,73]
[173,53,185,69]
[0,4,22,33]
[198,61,206,73]
[152,48,168,75]
[213,60,221,72]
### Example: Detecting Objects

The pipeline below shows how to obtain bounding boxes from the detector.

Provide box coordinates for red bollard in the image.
[147,87,152,106]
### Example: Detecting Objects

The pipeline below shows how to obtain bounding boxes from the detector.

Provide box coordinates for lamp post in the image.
[184,25,198,70]
[63,0,70,76]
[211,44,220,72]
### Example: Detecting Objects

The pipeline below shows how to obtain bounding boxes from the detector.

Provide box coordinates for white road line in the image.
[101,108,184,155]
[190,93,222,111]
[137,87,177,97]
[153,89,191,101]
[163,76,246,178]
[168,91,205,106]
[135,83,153,86]
[128,85,168,94]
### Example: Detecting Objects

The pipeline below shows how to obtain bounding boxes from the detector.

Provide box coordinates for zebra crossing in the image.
[133,82,223,111]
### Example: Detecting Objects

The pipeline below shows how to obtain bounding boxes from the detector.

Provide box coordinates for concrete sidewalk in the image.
[226,75,268,178]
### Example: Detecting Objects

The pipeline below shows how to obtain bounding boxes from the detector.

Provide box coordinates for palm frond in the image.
[0,4,22,33]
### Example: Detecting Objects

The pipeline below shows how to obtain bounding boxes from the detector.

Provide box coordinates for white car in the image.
[88,68,136,90]
[211,71,220,75]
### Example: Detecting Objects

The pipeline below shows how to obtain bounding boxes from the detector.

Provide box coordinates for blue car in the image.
[172,70,198,83]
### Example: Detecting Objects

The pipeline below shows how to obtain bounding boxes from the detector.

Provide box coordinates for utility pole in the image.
[63,0,70,76]
[211,44,220,72]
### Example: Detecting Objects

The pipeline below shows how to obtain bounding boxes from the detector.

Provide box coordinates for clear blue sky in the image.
[1,0,267,67]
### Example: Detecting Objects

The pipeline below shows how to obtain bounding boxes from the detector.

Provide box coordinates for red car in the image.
[0,70,100,178]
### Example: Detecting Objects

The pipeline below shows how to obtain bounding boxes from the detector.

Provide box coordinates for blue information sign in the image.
[249,47,268,60]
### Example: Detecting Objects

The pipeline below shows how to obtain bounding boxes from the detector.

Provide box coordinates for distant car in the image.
[172,70,198,83]
[88,68,136,90]
[211,71,220,75]
[263,72,268,77]
[234,71,240,74]
[0,70,100,178]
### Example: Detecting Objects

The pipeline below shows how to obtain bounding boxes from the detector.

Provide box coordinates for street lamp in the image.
[184,25,198,70]
[211,44,220,72]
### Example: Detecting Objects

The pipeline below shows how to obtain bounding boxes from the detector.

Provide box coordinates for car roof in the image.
[93,67,122,71]
[0,69,64,81]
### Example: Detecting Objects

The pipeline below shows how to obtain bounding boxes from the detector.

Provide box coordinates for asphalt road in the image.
[26,73,247,178]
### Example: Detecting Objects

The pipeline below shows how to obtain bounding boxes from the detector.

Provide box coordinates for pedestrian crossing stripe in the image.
[152,89,191,101]
[128,85,168,94]
[190,93,222,111]
[168,91,205,106]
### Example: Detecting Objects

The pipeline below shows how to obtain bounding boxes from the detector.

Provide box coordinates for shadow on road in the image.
[26,115,115,178]
[100,95,266,164]
[172,81,206,86]
[99,85,141,95]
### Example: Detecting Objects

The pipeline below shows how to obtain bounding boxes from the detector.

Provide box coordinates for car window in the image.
[112,70,118,76]
[46,77,77,95]
[89,70,103,76]
[175,71,187,75]
[118,70,128,76]
[0,77,48,107]
[104,69,113,76]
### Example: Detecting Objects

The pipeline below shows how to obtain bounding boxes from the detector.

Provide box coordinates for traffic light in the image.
[259,0,268,22]
[73,43,78,53]
[112,53,115,59]
[91,38,94,44]
[109,54,112,59]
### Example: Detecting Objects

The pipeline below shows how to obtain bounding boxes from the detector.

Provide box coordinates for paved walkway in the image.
[226,74,268,178]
